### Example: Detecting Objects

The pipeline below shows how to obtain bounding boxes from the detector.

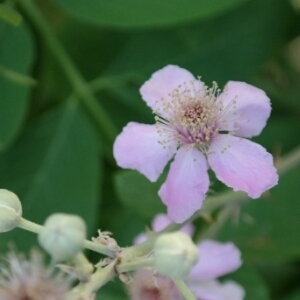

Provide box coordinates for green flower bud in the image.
[38,213,86,262]
[153,232,198,279]
[0,189,22,233]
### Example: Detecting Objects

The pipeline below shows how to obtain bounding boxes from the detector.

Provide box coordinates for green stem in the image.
[196,207,233,241]
[18,0,118,145]
[173,279,197,300]
[83,240,116,258]
[276,144,300,175]
[17,217,116,257]
[17,217,43,234]
[116,255,154,273]
[119,236,157,261]
[68,260,117,299]
[0,64,36,86]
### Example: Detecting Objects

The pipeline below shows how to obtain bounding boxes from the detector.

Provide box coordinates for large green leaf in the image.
[283,289,300,300]
[0,104,100,252]
[54,0,248,29]
[114,170,165,220]
[105,0,295,86]
[0,22,34,150]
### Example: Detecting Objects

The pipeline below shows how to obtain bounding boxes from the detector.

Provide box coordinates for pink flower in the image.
[114,65,278,223]
[130,214,245,300]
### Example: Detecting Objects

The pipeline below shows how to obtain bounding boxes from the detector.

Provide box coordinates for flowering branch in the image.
[17,217,116,258]
[67,260,117,300]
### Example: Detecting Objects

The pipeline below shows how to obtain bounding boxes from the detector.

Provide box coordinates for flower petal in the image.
[152,214,195,236]
[208,135,278,198]
[113,122,176,182]
[140,65,204,114]
[218,81,271,138]
[158,146,209,223]
[188,240,242,281]
[187,279,245,300]
[133,233,148,245]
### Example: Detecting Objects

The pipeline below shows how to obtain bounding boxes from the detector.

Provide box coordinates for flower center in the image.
[155,80,223,151]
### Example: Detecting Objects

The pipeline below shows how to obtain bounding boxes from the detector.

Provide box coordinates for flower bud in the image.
[0,189,22,232]
[38,213,86,262]
[153,232,198,279]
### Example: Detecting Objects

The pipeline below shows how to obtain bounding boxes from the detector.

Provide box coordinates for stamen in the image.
[154,78,240,153]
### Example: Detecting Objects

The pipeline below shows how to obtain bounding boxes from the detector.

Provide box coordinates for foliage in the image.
[0,0,300,298]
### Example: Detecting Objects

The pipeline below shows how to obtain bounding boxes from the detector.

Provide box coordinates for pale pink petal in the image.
[133,233,148,245]
[188,240,242,281]
[140,65,204,114]
[158,146,209,223]
[208,135,278,198]
[152,214,195,236]
[113,122,176,182]
[187,279,245,300]
[217,81,271,138]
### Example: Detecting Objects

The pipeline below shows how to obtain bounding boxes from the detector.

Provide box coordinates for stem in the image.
[276,144,300,175]
[196,207,233,241]
[17,217,43,234]
[17,217,116,257]
[18,0,118,145]
[173,279,197,300]
[68,260,117,299]
[116,255,154,273]
[83,240,116,258]
[119,236,157,261]
[74,253,93,273]
[0,64,36,86]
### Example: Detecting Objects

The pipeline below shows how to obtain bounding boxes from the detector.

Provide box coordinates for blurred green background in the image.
[1,0,300,299]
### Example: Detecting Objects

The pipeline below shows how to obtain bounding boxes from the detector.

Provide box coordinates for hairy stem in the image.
[68,260,117,299]
[17,217,116,257]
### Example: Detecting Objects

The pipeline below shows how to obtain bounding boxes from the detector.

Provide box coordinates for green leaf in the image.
[0,22,34,150]
[224,264,270,300]
[0,104,100,252]
[252,118,300,154]
[257,262,299,298]
[114,170,166,220]
[54,0,248,29]
[0,4,23,26]
[96,280,127,300]
[219,158,300,263]
[283,289,300,300]
[105,0,295,86]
